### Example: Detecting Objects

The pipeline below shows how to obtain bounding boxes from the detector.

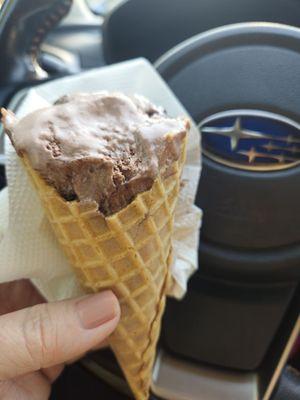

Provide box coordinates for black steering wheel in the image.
[0,0,73,106]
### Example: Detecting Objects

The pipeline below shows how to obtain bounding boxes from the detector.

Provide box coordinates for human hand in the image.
[0,280,120,399]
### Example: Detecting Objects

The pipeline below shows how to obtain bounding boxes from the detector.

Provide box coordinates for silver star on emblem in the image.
[201,117,246,150]
[201,117,300,150]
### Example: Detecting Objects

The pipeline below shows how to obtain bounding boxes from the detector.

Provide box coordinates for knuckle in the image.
[23,304,58,368]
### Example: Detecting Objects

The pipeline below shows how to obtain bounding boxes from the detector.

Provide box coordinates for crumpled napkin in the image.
[0,58,202,301]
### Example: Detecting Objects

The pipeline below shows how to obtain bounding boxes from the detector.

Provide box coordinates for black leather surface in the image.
[0,166,6,190]
[103,0,300,64]
[272,366,300,400]
[50,363,131,400]
[50,362,300,400]
[163,280,297,370]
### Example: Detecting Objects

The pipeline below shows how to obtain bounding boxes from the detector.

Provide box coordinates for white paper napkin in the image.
[0,58,202,301]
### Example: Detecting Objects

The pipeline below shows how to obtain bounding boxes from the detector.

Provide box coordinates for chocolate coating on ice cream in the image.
[3,92,189,215]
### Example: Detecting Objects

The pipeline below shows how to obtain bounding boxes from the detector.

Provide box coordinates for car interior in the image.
[0,1,299,399]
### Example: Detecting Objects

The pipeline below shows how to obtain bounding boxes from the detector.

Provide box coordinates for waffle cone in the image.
[21,137,186,399]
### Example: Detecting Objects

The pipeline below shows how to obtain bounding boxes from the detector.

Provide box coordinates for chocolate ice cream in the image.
[3,92,189,215]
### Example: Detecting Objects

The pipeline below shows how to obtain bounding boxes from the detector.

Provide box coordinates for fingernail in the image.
[76,291,119,330]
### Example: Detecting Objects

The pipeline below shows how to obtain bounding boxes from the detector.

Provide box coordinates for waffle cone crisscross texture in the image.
[21,137,186,399]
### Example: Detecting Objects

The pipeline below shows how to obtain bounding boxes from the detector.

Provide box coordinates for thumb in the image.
[0,290,120,380]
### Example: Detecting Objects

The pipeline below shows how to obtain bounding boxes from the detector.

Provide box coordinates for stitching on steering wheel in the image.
[29,0,73,64]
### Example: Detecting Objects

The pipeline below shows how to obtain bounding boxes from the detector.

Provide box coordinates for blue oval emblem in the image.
[200,110,300,171]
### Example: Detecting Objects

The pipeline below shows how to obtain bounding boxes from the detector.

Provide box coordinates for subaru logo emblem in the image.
[199,110,300,171]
